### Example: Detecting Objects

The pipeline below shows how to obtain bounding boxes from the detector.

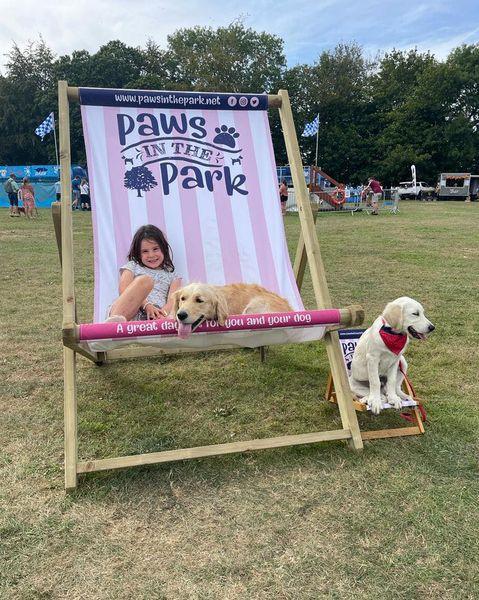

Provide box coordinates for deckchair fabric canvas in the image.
[79,88,326,348]
[80,89,303,322]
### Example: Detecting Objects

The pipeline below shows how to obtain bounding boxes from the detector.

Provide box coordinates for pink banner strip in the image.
[79,309,341,341]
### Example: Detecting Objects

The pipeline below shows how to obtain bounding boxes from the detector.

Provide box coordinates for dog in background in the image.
[171,283,293,339]
[349,296,435,414]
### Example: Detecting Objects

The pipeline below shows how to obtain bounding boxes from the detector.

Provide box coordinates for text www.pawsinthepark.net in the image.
[114,93,222,106]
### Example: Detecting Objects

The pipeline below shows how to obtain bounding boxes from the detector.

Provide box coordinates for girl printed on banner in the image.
[106,224,183,323]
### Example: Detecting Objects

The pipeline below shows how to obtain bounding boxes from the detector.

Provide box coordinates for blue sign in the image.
[0,165,83,181]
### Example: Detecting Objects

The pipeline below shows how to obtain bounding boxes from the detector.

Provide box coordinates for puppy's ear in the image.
[383,302,403,331]
[214,292,229,326]
[171,290,181,316]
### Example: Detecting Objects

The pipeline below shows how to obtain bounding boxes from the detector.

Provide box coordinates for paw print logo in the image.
[250,97,259,108]
[213,125,240,148]
[228,96,237,107]
[239,96,248,107]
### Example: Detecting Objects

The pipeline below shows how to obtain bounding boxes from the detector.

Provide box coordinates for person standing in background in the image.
[279,179,288,216]
[4,173,20,217]
[71,175,81,209]
[54,179,61,201]
[362,177,383,215]
[80,178,90,210]
[19,177,36,219]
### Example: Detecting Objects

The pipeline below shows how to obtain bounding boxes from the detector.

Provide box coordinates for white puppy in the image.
[349,297,434,415]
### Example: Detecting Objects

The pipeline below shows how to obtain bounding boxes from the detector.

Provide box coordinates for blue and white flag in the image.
[35,112,55,141]
[302,115,319,137]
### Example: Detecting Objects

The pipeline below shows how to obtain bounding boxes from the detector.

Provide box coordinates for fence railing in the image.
[285,188,401,213]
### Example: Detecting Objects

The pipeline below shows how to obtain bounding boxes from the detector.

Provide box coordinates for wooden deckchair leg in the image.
[324,331,363,449]
[325,372,334,402]
[59,81,79,489]
[278,89,363,451]
[259,346,266,362]
[411,406,426,434]
[64,347,78,490]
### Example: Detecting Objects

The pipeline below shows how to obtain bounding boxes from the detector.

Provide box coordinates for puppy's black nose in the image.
[428,324,435,332]
[177,311,188,321]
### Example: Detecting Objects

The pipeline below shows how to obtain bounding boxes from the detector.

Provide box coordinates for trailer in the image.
[438,173,479,201]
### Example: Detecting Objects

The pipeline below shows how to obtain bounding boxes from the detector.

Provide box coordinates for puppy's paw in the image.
[387,394,403,410]
[366,395,383,415]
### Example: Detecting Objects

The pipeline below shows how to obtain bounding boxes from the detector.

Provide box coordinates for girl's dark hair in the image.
[128,224,174,272]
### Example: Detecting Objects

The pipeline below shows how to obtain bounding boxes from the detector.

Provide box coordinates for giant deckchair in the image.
[54,81,366,490]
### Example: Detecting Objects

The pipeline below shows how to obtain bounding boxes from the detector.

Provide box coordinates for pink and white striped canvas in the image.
[79,88,303,323]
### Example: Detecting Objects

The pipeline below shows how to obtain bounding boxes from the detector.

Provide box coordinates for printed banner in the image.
[80,88,302,322]
[79,309,341,341]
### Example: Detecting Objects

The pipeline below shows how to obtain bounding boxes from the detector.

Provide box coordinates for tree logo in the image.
[124,165,157,197]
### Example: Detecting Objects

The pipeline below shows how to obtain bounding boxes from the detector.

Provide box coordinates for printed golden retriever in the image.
[171,283,293,338]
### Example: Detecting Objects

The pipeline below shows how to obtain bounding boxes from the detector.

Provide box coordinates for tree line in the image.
[0,24,478,185]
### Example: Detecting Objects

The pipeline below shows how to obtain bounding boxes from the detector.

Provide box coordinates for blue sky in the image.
[0,0,478,70]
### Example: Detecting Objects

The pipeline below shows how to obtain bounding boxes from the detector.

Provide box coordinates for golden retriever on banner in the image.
[171,283,293,338]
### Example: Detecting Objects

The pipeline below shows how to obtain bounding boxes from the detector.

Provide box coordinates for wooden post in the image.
[59,80,78,489]
[51,202,62,265]
[277,89,363,450]
[64,347,77,490]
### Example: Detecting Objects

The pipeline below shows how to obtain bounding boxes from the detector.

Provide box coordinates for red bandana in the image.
[379,320,407,355]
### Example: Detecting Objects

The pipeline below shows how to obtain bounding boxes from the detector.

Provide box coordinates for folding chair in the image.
[53,82,367,490]
[325,329,426,440]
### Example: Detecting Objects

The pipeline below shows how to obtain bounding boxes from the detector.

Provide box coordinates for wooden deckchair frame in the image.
[55,81,365,490]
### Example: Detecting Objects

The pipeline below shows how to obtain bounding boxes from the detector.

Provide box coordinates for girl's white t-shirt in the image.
[120,261,181,308]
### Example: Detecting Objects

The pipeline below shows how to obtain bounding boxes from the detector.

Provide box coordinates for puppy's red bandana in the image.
[379,319,407,355]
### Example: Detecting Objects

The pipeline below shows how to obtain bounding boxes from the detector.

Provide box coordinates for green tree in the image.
[301,43,375,183]
[373,48,478,184]
[0,39,57,164]
[447,44,479,172]
[371,49,440,183]
[166,23,286,93]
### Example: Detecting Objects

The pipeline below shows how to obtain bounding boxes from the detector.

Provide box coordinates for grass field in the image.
[1,202,478,599]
